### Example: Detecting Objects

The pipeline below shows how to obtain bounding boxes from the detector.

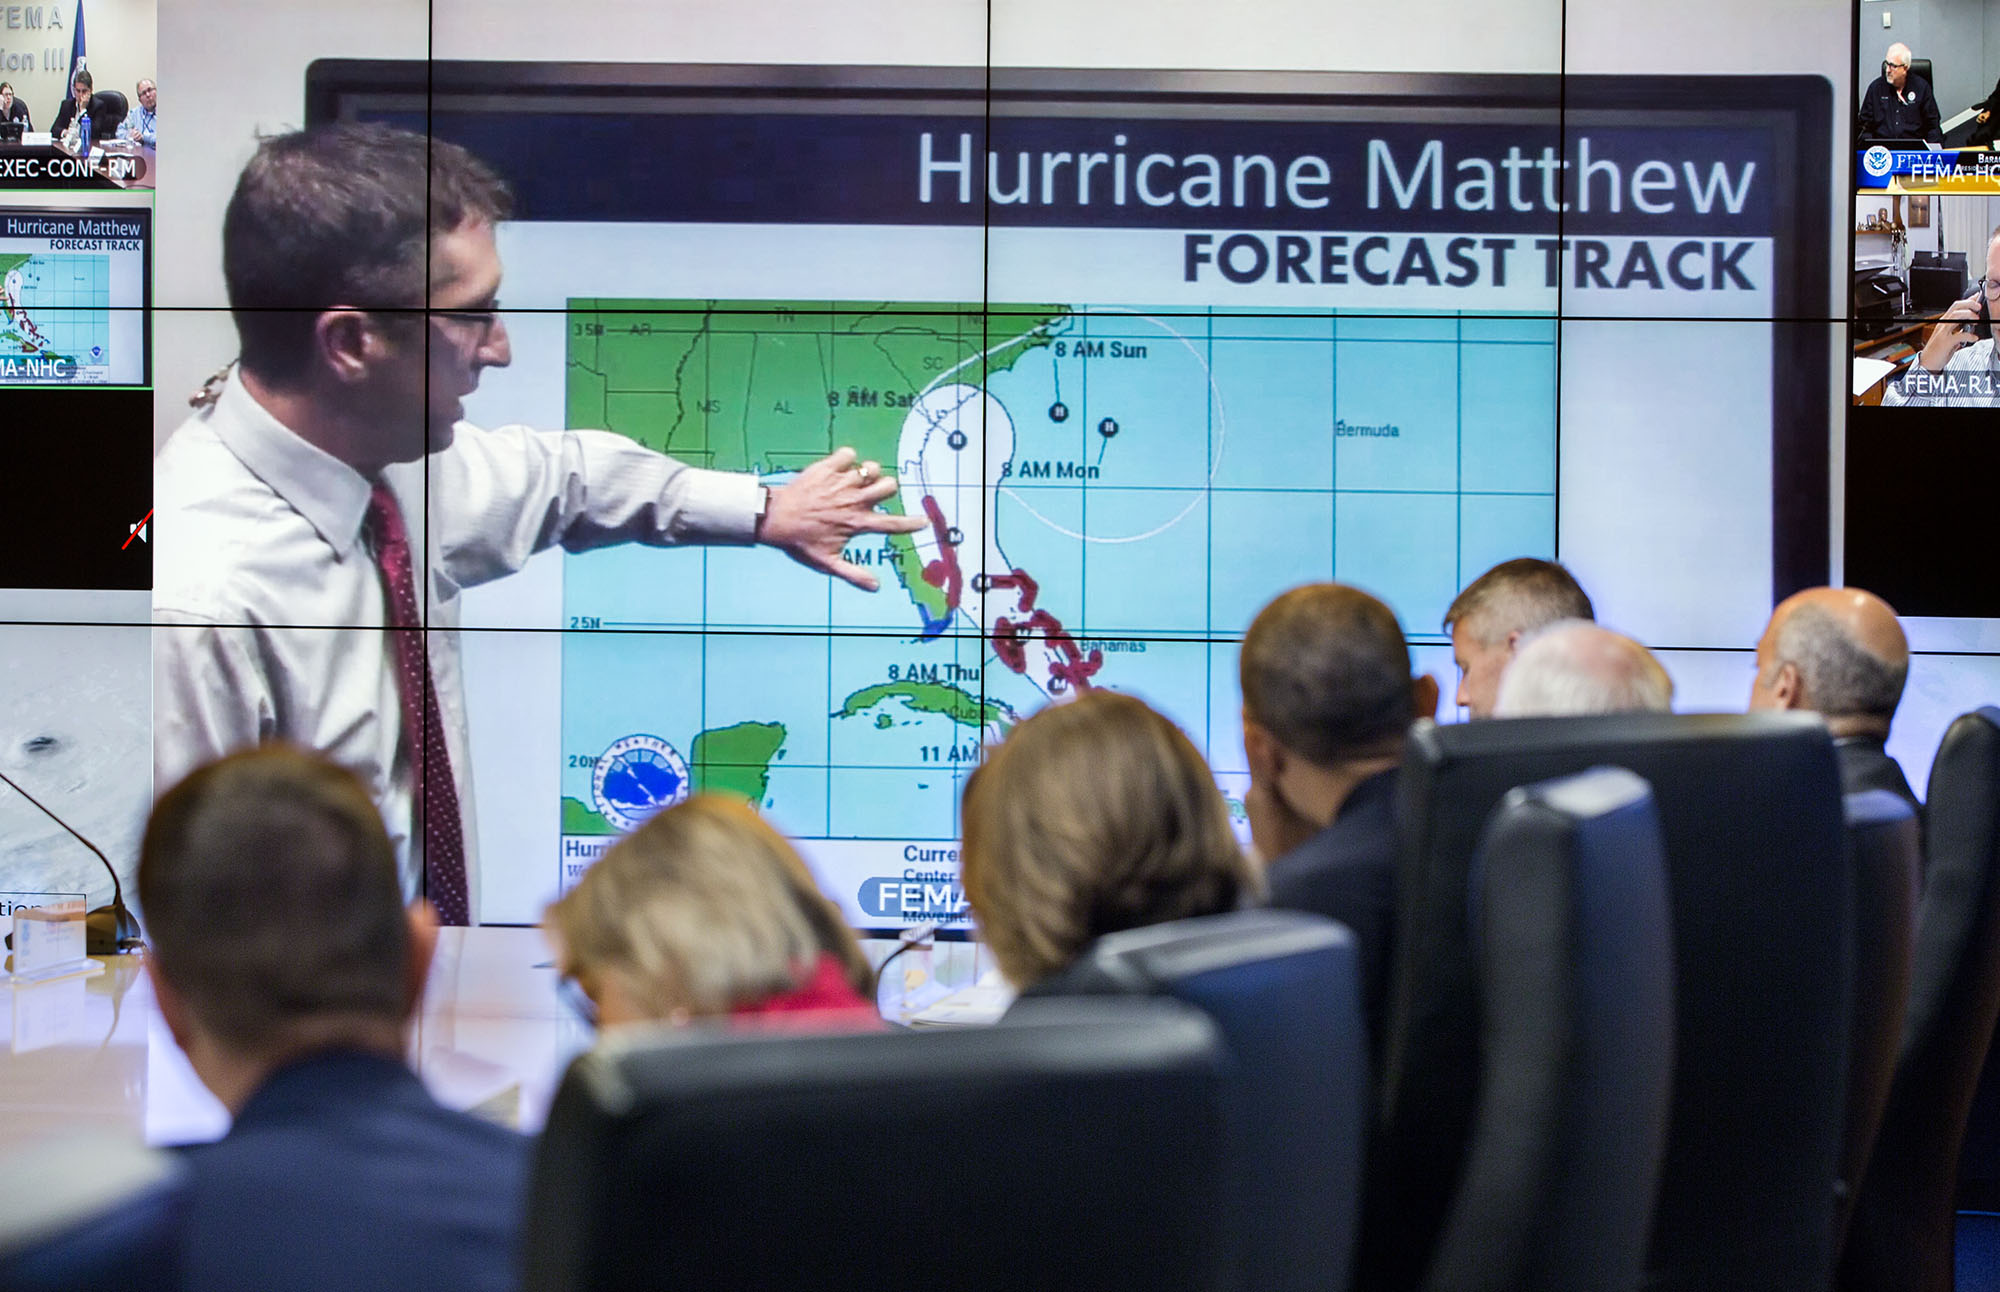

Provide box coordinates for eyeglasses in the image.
[1981,278,2000,302]
[432,305,503,337]
[1885,60,1910,72]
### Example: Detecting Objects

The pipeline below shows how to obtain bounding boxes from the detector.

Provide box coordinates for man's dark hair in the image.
[70,69,90,92]
[222,123,512,384]
[139,746,411,1053]
[1442,557,1595,641]
[1241,584,1416,765]
[0,83,12,94]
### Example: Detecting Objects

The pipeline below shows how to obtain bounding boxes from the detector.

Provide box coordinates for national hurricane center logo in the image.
[1862,146,1895,180]
[590,734,692,832]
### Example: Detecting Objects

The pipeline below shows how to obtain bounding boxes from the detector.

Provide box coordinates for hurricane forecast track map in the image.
[555,298,1557,924]
[0,254,110,378]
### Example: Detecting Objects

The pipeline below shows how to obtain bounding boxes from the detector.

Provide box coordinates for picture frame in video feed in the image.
[1849,18,2000,618]
[302,62,1829,928]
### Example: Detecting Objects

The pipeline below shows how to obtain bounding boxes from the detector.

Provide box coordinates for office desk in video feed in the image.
[0,927,585,1146]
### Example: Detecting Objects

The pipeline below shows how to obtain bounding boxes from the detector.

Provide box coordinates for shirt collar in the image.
[210,367,374,558]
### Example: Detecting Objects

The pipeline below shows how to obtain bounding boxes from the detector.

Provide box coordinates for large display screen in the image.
[303,63,1830,928]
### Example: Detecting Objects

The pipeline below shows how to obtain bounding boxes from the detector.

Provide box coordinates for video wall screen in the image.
[1848,8,2000,619]
[279,62,1833,927]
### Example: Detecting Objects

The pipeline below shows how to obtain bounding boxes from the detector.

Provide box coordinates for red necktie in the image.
[365,481,471,925]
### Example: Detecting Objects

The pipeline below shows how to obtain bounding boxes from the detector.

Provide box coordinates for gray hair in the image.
[1443,558,1595,644]
[1494,620,1674,717]
[1886,42,1912,66]
[1769,604,1907,721]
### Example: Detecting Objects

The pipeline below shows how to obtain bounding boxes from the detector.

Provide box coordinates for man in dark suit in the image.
[1859,43,1943,144]
[48,69,90,141]
[1240,584,1438,1046]
[0,747,528,1291]
[1750,586,1921,813]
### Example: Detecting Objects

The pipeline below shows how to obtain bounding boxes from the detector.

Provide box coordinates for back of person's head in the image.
[960,690,1253,989]
[544,795,872,1023]
[1754,588,1909,726]
[139,746,413,1057]
[1241,583,1419,766]
[1493,620,1674,717]
[222,123,512,386]
[1443,557,1596,644]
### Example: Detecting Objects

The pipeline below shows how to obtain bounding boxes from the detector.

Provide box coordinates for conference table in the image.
[0,927,589,1148]
[0,926,1010,1151]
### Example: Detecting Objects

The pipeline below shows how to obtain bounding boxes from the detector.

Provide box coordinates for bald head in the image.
[1493,621,1674,717]
[1750,587,1908,735]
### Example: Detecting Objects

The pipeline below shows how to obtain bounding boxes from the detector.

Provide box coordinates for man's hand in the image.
[1919,297,1985,373]
[756,446,927,591]
[1981,110,1993,124]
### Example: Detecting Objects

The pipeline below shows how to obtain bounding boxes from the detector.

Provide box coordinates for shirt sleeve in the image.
[1860,84,1882,136]
[426,424,766,589]
[151,616,276,801]
[1924,85,1943,141]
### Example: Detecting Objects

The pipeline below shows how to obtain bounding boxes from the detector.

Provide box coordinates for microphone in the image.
[0,767,142,955]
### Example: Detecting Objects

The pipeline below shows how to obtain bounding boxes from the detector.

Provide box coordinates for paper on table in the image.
[1854,357,1898,398]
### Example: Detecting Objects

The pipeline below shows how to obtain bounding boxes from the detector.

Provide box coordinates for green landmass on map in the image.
[566,300,1067,622]
[560,720,790,835]
[835,680,1009,730]
[561,796,614,835]
[0,253,33,280]
[691,720,788,804]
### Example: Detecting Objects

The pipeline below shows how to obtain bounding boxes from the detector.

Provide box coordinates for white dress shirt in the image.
[152,370,763,916]
[1881,336,2000,406]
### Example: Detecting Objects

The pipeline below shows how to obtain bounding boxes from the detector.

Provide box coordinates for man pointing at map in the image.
[152,124,922,924]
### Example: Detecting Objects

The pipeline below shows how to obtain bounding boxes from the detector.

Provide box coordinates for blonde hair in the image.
[545,795,871,1018]
[960,691,1255,988]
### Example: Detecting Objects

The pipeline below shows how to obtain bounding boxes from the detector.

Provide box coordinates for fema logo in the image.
[1862,146,1894,179]
[589,734,691,832]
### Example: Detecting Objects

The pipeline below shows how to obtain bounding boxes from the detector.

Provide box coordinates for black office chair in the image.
[521,998,1231,1292]
[1037,908,1369,1292]
[1359,712,1849,1292]
[84,90,125,143]
[1913,57,1936,95]
[1420,768,1675,1292]
[1844,707,2000,1292]
[1833,791,1922,1260]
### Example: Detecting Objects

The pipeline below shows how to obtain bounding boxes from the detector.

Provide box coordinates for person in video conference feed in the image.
[152,124,924,926]
[1882,225,2000,407]
[1859,43,1942,144]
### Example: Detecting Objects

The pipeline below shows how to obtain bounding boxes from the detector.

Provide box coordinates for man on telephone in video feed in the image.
[1883,227,2000,406]
[1860,43,1943,145]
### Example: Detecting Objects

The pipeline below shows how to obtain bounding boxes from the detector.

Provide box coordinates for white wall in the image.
[0,0,150,125]
[79,0,151,122]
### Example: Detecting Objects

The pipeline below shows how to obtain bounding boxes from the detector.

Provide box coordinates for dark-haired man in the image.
[0,747,526,1291]
[153,124,922,925]
[48,68,89,141]
[0,82,29,130]
[1241,583,1438,1040]
[1749,586,1919,812]
[1441,557,1596,719]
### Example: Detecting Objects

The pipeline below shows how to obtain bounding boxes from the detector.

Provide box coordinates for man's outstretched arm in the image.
[427,427,923,592]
